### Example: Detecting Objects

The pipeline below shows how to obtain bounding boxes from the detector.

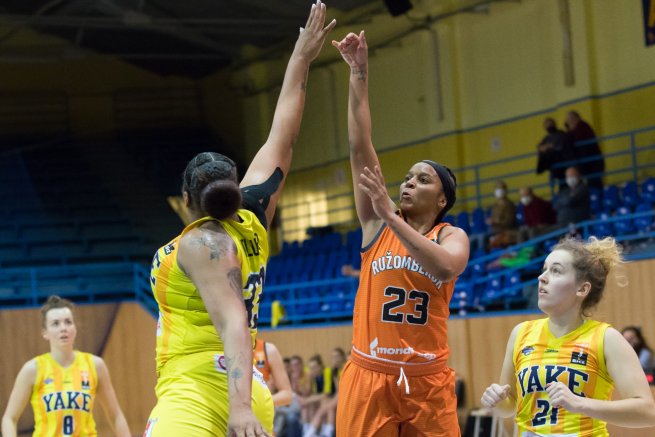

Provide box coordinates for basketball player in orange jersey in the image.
[481,237,655,436]
[254,339,293,407]
[2,295,130,437]
[332,31,470,436]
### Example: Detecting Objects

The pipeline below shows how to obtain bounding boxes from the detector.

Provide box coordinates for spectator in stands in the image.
[566,111,605,189]
[2,295,131,437]
[489,180,518,249]
[304,348,346,437]
[622,326,654,376]
[290,355,311,396]
[517,186,556,242]
[254,339,293,407]
[536,117,576,189]
[277,355,310,437]
[254,343,298,437]
[554,167,591,228]
[300,354,330,434]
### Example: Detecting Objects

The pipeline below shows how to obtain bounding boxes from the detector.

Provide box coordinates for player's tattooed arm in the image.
[178,226,255,412]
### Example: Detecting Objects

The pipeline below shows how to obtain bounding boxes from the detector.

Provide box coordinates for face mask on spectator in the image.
[495,189,506,199]
[566,177,579,188]
[520,196,532,205]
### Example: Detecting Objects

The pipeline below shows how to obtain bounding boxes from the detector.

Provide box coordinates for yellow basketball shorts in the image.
[144,351,273,436]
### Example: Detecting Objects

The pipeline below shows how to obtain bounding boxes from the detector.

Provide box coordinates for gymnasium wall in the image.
[218,0,655,241]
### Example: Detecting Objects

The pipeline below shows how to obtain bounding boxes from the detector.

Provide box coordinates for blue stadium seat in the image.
[456,211,470,233]
[516,203,525,227]
[603,185,619,212]
[503,271,522,299]
[641,177,655,203]
[450,280,474,313]
[591,212,613,238]
[620,181,640,208]
[589,188,603,215]
[634,202,654,233]
[347,228,363,249]
[480,276,503,306]
[443,214,455,225]
[470,208,487,235]
[613,206,635,235]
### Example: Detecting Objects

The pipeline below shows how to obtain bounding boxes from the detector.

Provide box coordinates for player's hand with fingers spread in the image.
[228,408,271,437]
[331,30,368,71]
[294,0,337,62]
[358,166,395,222]
[481,383,511,409]
[546,382,583,413]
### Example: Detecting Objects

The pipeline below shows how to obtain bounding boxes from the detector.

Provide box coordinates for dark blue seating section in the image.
[258,229,362,324]
[0,148,153,269]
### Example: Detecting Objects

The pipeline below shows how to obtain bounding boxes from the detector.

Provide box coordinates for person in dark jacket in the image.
[566,111,605,189]
[536,117,576,189]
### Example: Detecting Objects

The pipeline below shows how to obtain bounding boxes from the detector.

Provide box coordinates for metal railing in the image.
[2,211,653,327]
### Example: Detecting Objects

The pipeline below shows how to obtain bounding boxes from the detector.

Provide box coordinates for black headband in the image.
[422,160,457,223]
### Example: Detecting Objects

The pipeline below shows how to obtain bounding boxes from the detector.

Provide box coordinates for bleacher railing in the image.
[0,262,158,318]
[1,209,653,326]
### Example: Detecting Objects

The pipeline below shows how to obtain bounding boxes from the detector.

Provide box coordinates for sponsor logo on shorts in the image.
[214,354,227,374]
[368,337,436,360]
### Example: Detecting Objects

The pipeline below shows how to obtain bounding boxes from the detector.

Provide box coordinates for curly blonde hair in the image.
[552,236,626,315]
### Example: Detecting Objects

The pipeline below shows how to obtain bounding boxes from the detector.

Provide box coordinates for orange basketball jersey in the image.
[351,222,456,374]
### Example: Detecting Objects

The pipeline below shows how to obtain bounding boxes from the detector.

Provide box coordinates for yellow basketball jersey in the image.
[513,318,614,436]
[150,210,268,373]
[31,352,98,437]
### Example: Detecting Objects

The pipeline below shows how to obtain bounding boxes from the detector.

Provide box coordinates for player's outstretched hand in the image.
[294,0,337,63]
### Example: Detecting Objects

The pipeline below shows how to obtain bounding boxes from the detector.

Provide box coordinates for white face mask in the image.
[520,196,532,206]
[495,188,506,199]
[566,177,579,188]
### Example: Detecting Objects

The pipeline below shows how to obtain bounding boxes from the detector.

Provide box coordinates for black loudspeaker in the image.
[383,0,412,16]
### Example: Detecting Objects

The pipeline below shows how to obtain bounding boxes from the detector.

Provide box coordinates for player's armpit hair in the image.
[241,167,284,229]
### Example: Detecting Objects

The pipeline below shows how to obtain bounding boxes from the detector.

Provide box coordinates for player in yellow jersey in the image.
[144,3,336,437]
[481,237,655,436]
[2,296,130,437]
